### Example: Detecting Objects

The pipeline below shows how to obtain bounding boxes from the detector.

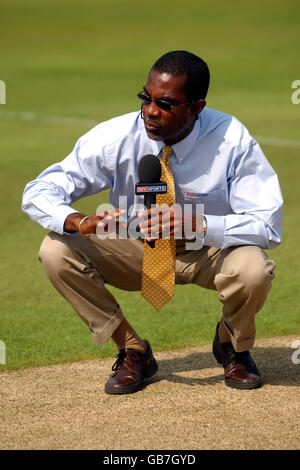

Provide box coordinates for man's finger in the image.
[137,205,170,219]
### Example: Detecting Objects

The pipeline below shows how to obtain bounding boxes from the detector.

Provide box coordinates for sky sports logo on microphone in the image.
[136,185,166,193]
[135,183,167,194]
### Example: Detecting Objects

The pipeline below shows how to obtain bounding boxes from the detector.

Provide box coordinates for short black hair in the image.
[150,50,210,101]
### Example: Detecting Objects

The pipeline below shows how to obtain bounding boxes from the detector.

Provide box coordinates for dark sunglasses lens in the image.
[156,100,172,111]
[137,93,172,111]
[137,93,151,105]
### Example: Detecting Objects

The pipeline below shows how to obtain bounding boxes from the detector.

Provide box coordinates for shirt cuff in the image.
[51,205,80,235]
[204,215,225,248]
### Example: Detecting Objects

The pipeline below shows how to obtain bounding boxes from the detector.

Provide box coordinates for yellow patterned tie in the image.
[141,145,176,310]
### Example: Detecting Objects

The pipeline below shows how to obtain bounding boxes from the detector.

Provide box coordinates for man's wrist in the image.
[64,212,87,233]
[186,213,207,239]
[78,216,89,234]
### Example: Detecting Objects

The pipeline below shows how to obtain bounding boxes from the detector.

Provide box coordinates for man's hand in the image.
[64,209,126,235]
[137,205,206,241]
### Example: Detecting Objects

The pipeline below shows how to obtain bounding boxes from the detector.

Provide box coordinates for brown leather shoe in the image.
[212,322,262,390]
[104,340,158,395]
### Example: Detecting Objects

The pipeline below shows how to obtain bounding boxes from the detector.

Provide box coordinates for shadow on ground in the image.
[149,346,299,388]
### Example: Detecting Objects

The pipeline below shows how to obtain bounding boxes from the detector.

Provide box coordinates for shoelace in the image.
[225,347,249,365]
[111,350,126,371]
[226,349,257,372]
[111,349,142,371]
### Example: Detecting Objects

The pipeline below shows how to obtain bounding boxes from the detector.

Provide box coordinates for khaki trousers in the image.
[38,232,276,352]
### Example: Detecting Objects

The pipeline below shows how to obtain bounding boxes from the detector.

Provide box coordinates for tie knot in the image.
[162,145,173,160]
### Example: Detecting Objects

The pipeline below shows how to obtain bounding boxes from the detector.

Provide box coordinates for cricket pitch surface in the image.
[0,335,299,450]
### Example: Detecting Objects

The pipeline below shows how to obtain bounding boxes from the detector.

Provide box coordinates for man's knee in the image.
[237,247,275,295]
[216,246,276,298]
[38,232,72,278]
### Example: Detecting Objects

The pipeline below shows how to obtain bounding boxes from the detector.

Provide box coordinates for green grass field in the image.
[0,0,299,371]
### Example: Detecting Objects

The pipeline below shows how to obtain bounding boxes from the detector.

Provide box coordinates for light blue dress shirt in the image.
[22,108,283,250]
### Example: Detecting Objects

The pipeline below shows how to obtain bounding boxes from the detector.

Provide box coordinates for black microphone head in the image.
[138,154,161,183]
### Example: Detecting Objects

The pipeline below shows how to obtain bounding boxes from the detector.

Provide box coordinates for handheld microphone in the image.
[135,154,167,248]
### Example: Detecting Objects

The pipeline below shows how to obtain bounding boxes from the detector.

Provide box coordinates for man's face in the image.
[142,70,205,145]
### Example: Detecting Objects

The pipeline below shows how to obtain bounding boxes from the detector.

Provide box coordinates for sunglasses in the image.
[137,91,194,112]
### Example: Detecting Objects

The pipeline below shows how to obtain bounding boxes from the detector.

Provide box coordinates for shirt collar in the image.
[171,119,200,162]
[148,138,165,156]
[147,119,200,163]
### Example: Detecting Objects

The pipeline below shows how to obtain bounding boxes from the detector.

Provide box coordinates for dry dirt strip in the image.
[0,335,299,450]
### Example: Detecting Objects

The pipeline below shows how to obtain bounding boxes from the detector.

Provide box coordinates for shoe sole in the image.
[225,377,262,390]
[213,340,262,390]
[104,359,158,395]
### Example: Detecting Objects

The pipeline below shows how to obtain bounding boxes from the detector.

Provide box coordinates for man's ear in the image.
[192,99,206,120]
[196,99,206,114]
